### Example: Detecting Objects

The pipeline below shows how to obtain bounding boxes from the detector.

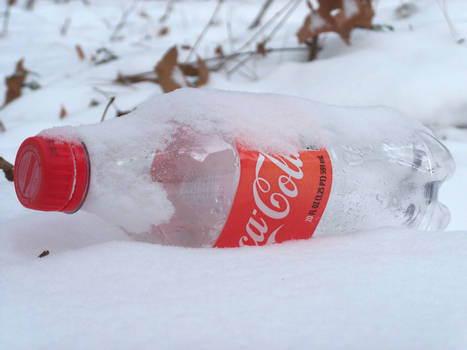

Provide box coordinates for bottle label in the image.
[214,145,332,248]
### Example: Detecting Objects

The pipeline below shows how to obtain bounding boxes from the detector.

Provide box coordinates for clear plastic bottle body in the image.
[32,90,455,247]
[144,127,455,247]
[315,130,455,237]
[141,130,240,247]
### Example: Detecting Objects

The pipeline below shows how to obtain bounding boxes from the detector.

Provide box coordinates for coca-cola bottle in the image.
[13,89,455,247]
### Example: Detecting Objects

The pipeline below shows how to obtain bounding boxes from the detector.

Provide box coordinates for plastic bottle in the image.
[13,89,455,247]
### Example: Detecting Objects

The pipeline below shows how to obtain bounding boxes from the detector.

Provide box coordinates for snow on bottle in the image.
[13,89,455,247]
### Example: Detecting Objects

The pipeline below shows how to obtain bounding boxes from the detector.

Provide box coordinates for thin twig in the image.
[60,17,71,36]
[38,250,50,258]
[262,0,301,44]
[213,0,295,71]
[160,0,175,23]
[115,46,308,81]
[227,54,255,77]
[25,0,35,10]
[436,0,465,44]
[226,14,234,52]
[100,96,115,122]
[1,3,11,37]
[306,37,320,61]
[0,120,5,132]
[186,0,225,62]
[249,0,274,30]
[110,0,139,41]
[0,156,14,182]
[94,88,134,118]
[93,87,112,99]
[227,0,302,75]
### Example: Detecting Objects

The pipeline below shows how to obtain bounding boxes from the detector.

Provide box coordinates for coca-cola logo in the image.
[239,152,304,246]
[215,145,331,248]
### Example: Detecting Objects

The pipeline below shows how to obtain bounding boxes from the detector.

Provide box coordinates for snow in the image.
[1,0,467,348]
[1,229,466,349]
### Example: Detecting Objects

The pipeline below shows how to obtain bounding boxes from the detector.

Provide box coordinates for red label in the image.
[214,146,332,248]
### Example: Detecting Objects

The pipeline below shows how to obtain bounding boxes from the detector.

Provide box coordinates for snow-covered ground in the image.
[1,0,466,348]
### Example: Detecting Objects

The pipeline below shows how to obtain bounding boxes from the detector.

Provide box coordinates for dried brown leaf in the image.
[215,45,224,57]
[178,64,199,77]
[334,0,374,44]
[297,0,374,45]
[297,12,332,44]
[158,27,169,36]
[120,46,209,92]
[76,45,85,60]
[3,58,28,106]
[59,105,67,119]
[179,59,209,87]
[317,0,342,22]
[256,42,267,56]
[154,46,182,93]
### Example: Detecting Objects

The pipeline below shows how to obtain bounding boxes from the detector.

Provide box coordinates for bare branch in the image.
[101,96,115,122]
[186,0,225,62]
[0,156,14,182]
[436,0,465,44]
[306,37,320,61]
[213,0,296,71]
[226,0,301,74]
[262,0,301,44]
[25,0,35,10]
[160,0,175,23]
[115,46,307,82]
[1,3,11,37]
[110,0,139,41]
[249,0,274,30]
[60,17,71,36]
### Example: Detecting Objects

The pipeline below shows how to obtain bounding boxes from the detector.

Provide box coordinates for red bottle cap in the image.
[14,136,90,213]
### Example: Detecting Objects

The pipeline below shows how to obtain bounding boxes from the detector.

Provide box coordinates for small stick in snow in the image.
[0,156,14,182]
[59,105,67,119]
[76,45,85,60]
[94,87,128,115]
[186,0,225,62]
[249,0,274,30]
[101,96,115,122]
[38,250,49,258]
[114,46,308,80]
[436,0,465,44]
[110,0,139,41]
[60,17,71,36]
[213,0,297,71]
[1,1,12,37]
[0,120,5,132]
[306,37,320,61]
[159,0,175,23]
[25,0,35,10]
